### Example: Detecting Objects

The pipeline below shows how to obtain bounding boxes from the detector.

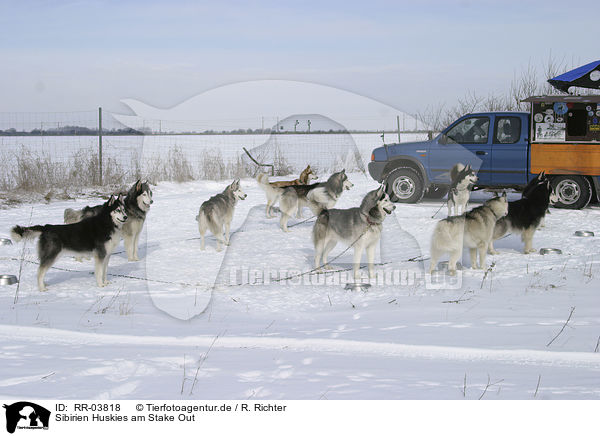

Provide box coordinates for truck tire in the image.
[424,185,448,199]
[386,167,425,203]
[550,175,592,209]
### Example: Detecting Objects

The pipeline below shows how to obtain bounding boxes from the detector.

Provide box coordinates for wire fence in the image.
[0,109,429,193]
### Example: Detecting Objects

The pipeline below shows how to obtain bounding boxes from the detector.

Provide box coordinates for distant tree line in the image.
[0,126,416,136]
[0,126,142,136]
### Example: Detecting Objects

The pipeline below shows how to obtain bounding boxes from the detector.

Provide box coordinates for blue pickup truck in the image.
[368,102,600,209]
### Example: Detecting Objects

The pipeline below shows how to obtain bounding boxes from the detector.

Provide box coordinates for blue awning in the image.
[548,60,600,93]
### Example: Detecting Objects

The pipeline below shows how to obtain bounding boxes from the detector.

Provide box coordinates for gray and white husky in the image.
[279,169,354,232]
[448,163,478,216]
[196,179,247,251]
[313,185,395,281]
[11,195,127,291]
[64,180,153,262]
[429,193,508,275]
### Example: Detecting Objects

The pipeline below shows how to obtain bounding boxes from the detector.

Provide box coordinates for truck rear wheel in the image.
[550,175,592,209]
[386,167,424,203]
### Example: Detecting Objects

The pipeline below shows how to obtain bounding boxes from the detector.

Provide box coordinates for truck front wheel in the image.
[550,175,592,209]
[386,167,424,203]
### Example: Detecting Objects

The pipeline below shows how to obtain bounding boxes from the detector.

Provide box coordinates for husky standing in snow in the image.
[279,169,354,232]
[11,195,127,291]
[488,171,558,254]
[447,163,478,216]
[196,179,247,251]
[313,185,395,281]
[256,165,318,218]
[429,193,508,275]
[64,179,153,261]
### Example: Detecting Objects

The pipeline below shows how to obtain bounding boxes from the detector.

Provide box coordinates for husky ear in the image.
[377,184,385,197]
[465,164,471,171]
[341,169,346,174]
[136,179,142,192]
[501,191,507,198]
[108,195,115,206]
[117,193,124,203]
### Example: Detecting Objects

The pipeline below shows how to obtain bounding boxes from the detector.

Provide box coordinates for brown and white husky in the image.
[256,165,318,218]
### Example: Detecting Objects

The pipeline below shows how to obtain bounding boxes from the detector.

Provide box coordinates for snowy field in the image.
[1,174,600,400]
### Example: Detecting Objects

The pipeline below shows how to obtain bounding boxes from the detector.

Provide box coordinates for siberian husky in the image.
[257,165,318,218]
[447,163,478,216]
[429,193,508,275]
[279,169,354,232]
[488,171,558,254]
[64,179,153,261]
[11,195,127,291]
[196,179,247,251]
[313,185,395,281]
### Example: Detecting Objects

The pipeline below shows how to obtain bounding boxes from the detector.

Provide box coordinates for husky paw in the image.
[524,248,536,254]
[488,249,499,255]
[448,270,457,276]
[128,256,140,262]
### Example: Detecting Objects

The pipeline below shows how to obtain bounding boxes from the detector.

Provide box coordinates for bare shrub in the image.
[418,54,600,132]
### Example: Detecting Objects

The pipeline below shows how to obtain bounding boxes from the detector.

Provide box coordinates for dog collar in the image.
[366,216,378,226]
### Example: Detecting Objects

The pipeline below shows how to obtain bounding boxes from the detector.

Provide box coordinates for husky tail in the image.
[64,208,81,224]
[258,172,284,218]
[256,172,270,189]
[450,163,465,185]
[312,209,329,246]
[11,225,45,242]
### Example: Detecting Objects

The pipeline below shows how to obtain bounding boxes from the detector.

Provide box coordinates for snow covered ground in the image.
[1,174,600,400]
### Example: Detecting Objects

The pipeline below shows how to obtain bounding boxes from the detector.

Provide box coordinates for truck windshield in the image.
[445,117,490,144]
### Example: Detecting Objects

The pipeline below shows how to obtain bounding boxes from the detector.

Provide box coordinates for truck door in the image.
[429,115,492,184]
[491,115,528,186]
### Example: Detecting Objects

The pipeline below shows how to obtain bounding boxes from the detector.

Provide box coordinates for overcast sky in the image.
[1,0,597,117]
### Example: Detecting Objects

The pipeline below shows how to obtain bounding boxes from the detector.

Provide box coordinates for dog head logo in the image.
[3,402,50,434]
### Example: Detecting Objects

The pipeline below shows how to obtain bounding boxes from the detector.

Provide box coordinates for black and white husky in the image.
[279,169,354,232]
[488,171,558,254]
[196,179,247,252]
[313,185,395,281]
[64,179,153,261]
[11,195,127,291]
[429,193,508,275]
[447,163,478,216]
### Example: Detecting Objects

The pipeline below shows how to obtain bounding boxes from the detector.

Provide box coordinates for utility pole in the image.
[98,107,103,185]
[397,115,401,143]
[307,119,311,133]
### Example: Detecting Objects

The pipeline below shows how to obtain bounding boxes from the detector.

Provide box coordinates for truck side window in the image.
[445,117,490,144]
[494,117,521,144]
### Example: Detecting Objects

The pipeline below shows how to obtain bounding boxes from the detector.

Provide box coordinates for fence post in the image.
[397,115,401,143]
[98,107,103,185]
